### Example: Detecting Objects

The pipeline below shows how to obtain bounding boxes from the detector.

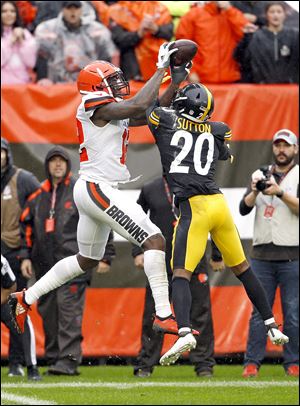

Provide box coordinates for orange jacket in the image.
[176,3,248,84]
[16,1,37,26]
[108,1,172,80]
[91,1,111,27]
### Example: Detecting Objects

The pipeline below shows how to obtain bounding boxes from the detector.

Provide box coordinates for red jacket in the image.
[176,3,248,83]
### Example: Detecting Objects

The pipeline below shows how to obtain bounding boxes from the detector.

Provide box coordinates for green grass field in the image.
[1,365,298,405]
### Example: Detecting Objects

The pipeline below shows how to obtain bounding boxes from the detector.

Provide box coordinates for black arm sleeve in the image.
[239,185,255,216]
[218,142,231,161]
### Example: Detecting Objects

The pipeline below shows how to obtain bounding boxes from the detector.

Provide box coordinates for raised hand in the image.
[156,42,178,69]
[171,61,193,85]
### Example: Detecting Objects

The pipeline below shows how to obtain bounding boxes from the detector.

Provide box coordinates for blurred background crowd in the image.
[1,0,299,86]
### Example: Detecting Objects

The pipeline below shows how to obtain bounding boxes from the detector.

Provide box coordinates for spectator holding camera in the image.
[239,129,299,378]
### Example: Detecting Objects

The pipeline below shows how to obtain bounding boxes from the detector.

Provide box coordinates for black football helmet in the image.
[172,83,214,123]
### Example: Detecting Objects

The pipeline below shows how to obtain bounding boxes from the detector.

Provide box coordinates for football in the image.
[169,39,198,66]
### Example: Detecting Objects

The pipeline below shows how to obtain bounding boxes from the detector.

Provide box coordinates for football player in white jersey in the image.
[8,42,197,339]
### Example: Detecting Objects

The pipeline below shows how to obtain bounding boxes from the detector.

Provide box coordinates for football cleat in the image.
[153,315,199,336]
[153,315,178,335]
[8,364,25,377]
[134,369,152,378]
[196,369,213,378]
[242,364,259,378]
[159,333,197,366]
[27,365,42,381]
[7,289,30,334]
[286,365,299,377]
[266,323,289,345]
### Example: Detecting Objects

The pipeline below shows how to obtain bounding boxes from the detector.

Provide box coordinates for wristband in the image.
[276,189,284,198]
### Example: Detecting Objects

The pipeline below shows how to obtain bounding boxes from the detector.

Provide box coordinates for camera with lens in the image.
[256,165,272,191]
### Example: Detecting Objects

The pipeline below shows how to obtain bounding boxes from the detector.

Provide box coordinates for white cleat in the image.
[159,333,197,366]
[267,325,289,345]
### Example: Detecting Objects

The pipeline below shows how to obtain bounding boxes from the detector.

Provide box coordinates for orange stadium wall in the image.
[1,83,299,144]
[1,287,284,358]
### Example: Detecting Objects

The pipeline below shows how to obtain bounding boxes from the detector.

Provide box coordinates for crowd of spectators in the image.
[1,1,299,86]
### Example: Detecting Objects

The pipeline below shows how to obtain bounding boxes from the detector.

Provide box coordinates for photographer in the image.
[239,129,299,378]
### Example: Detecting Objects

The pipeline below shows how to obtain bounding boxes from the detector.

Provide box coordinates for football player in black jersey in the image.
[146,79,289,366]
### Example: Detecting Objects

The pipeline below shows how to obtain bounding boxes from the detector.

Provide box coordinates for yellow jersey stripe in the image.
[149,116,159,126]
[152,111,159,120]
[149,112,159,123]
[224,130,232,140]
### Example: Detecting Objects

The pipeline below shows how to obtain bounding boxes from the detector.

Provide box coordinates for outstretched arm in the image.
[93,68,166,123]
[158,62,192,108]
[129,61,192,126]
[91,42,177,125]
[129,81,180,127]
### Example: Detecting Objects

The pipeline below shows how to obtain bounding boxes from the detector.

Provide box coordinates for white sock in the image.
[143,249,172,318]
[25,255,84,305]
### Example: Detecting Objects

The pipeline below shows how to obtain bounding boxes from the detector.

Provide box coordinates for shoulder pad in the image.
[148,107,161,127]
[82,91,115,112]
[211,121,232,140]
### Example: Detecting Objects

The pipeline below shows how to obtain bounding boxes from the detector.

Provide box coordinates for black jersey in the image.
[147,105,232,202]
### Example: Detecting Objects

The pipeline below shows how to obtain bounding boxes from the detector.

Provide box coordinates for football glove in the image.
[170,61,192,85]
[266,323,289,345]
[156,42,178,69]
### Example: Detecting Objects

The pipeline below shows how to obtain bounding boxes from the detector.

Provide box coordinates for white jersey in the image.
[76,91,131,185]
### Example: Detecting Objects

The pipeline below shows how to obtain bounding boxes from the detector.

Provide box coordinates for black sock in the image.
[237,267,273,321]
[172,277,192,330]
